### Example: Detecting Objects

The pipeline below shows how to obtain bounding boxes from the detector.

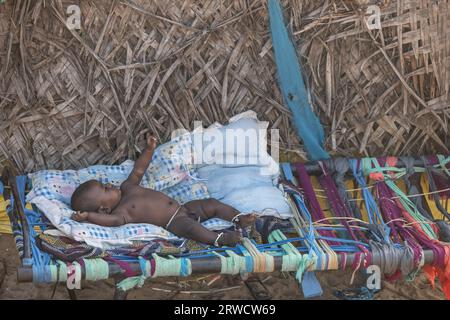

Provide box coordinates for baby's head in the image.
[71,180,121,214]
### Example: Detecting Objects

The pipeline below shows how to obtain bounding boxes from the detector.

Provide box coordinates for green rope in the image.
[361,157,406,177]
[367,158,437,239]
[437,155,450,177]
[57,260,68,282]
[116,257,151,292]
[49,265,58,283]
[116,276,146,292]
[117,254,193,292]
[213,250,247,275]
[361,156,450,177]
[48,260,68,283]
[84,259,110,281]
[269,229,313,282]
[152,254,192,278]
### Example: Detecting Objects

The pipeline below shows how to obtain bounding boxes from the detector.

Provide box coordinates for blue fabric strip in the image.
[180,258,189,277]
[268,0,329,161]
[302,271,323,298]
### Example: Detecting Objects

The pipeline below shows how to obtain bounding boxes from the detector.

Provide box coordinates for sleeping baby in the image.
[70,135,256,247]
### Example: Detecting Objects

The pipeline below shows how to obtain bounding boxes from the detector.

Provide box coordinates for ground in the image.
[0,234,445,300]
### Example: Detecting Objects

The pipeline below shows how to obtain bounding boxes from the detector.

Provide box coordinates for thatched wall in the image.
[0,0,449,173]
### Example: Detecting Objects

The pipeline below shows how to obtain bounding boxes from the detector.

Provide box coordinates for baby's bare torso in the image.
[113,185,179,227]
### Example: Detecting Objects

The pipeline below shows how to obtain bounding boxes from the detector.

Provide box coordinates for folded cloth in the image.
[35,233,185,262]
[36,233,109,262]
[198,165,292,219]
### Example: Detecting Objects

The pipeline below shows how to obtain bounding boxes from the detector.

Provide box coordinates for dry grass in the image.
[0,0,449,173]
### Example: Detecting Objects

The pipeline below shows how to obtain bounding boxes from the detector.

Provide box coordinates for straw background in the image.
[0,0,449,173]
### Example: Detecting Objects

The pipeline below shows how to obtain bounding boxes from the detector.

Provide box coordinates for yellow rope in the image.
[421,173,450,220]
[312,222,368,230]
[313,216,368,225]
[0,195,12,234]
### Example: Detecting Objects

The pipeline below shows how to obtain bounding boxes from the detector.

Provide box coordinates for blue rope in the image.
[281,163,328,269]
[349,159,391,243]
[236,244,254,273]
[32,265,55,283]
[180,257,190,277]
[15,176,51,267]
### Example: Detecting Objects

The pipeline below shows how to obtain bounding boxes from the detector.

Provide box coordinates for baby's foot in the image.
[235,213,257,228]
[219,231,242,247]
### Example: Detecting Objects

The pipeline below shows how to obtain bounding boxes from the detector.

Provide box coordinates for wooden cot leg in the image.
[113,288,129,300]
[67,288,77,300]
[244,275,271,300]
[113,278,128,300]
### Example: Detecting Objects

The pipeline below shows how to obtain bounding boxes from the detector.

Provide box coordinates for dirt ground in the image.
[0,234,445,300]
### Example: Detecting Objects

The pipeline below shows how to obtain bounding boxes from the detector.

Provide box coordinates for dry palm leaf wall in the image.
[0,0,449,173]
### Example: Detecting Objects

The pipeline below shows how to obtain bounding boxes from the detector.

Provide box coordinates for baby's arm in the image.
[122,135,157,188]
[72,211,125,227]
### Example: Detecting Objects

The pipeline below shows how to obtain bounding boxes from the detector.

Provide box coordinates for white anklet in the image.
[214,232,224,247]
[231,213,246,225]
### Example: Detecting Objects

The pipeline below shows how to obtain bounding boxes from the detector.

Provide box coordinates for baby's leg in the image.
[168,215,241,246]
[185,199,256,227]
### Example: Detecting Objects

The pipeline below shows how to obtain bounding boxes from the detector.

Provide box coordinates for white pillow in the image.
[191,111,275,169]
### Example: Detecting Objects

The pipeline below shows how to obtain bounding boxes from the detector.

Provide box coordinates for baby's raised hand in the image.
[147,135,158,150]
[72,211,88,222]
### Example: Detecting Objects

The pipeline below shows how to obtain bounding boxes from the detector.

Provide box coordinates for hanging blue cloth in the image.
[268,0,329,161]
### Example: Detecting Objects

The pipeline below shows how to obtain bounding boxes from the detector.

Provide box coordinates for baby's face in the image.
[91,181,121,212]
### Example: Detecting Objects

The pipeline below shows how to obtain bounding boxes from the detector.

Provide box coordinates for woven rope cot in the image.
[2,156,449,299]
[0,0,449,173]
